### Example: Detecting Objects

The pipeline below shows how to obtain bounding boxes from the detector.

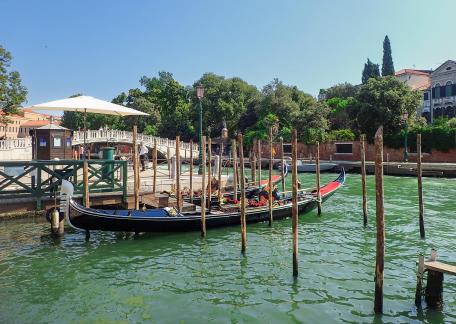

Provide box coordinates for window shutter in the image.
[432,88,435,98]
[453,84,456,96]
[441,86,446,97]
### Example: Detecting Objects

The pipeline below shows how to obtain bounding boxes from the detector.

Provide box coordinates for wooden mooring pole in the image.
[360,134,368,226]
[268,128,273,226]
[133,126,139,210]
[218,143,223,204]
[207,138,212,211]
[190,140,194,204]
[153,138,157,194]
[280,136,285,193]
[257,139,262,186]
[417,134,425,239]
[201,136,207,237]
[83,160,90,208]
[292,129,299,277]
[316,141,321,215]
[232,139,238,201]
[251,139,257,186]
[238,133,247,254]
[374,126,385,314]
[176,136,181,212]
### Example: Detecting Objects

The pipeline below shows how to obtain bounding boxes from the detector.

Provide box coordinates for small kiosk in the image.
[32,124,73,160]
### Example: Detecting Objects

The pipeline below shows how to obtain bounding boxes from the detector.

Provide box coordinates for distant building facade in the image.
[0,108,61,139]
[396,60,456,123]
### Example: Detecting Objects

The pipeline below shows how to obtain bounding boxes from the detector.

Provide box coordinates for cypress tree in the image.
[362,59,380,84]
[382,35,395,76]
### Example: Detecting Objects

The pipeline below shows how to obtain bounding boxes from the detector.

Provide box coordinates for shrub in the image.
[327,129,356,141]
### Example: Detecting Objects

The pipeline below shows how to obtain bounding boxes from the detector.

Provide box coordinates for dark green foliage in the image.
[384,124,456,152]
[327,129,356,141]
[0,45,27,137]
[381,35,395,76]
[352,76,421,140]
[362,59,380,84]
[323,83,359,100]
[191,73,260,139]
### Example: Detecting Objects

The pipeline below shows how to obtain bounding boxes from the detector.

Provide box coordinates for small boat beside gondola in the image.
[184,174,284,207]
[59,169,345,233]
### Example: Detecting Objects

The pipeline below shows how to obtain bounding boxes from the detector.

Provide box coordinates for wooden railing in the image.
[0,160,127,209]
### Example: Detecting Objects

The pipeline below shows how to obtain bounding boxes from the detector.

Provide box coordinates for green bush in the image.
[327,129,356,141]
[384,124,456,152]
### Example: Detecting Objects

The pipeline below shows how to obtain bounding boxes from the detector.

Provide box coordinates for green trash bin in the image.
[101,147,115,181]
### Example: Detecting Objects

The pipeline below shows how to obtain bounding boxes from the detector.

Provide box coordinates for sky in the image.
[2,0,456,109]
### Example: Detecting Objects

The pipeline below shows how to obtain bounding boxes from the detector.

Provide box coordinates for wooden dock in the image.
[424,261,456,276]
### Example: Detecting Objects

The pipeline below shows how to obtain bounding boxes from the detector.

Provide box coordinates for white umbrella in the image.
[30,95,149,147]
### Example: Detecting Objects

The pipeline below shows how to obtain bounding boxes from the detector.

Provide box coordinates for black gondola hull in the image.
[66,169,344,233]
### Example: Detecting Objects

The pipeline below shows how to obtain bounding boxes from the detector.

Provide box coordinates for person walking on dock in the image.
[139,142,148,171]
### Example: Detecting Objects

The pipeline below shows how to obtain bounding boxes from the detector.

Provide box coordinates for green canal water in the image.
[0,172,455,323]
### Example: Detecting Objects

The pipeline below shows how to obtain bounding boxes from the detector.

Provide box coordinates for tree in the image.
[0,45,27,138]
[381,35,395,76]
[140,71,193,140]
[292,101,330,144]
[191,73,259,139]
[323,82,359,100]
[353,76,421,139]
[362,59,380,84]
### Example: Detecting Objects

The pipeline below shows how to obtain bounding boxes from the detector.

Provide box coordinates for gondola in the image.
[60,168,345,233]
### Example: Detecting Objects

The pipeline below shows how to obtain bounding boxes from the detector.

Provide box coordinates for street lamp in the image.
[402,112,409,162]
[196,84,205,174]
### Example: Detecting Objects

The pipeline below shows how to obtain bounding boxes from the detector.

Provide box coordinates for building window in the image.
[66,137,71,147]
[335,143,353,154]
[39,137,47,147]
[53,136,62,148]
[283,144,292,154]
[433,84,441,99]
[423,92,429,100]
[446,81,453,97]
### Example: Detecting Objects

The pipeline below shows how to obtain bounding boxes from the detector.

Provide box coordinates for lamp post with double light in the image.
[196,85,205,174]
[402,112,409,162]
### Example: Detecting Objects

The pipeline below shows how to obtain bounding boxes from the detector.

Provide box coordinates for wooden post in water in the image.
[207,138,212,211]
[218,143,223,204]
[292,129,299,277]
[268,128,273,226]
[415,254,425,306]
[189,140,194,203]
[251,139,256,186]
[417,134,425,239]
[176,136,181,212]
[374,126,385,314]
[83,160,90,207]
[316,141,321,215]
[425,249,443,308]
[257,139,262,186]
[133,126,139,210]
[201,136,207,237]
[360,135,368,226]
[280,136,285,193]
[232,139,238,201]
[153,138,157,194]
[238,133,247,254]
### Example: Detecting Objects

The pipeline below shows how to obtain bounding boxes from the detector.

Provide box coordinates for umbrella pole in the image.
[83,109,87,159]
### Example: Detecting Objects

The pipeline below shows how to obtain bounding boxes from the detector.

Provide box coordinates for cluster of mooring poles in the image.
[360,127,453,313]
[54,123,454,312]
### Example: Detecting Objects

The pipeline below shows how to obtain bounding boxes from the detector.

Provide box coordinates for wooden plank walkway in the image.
[424,261,456,276]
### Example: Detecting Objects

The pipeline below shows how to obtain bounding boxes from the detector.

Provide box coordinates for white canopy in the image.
[30,95,149,116]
